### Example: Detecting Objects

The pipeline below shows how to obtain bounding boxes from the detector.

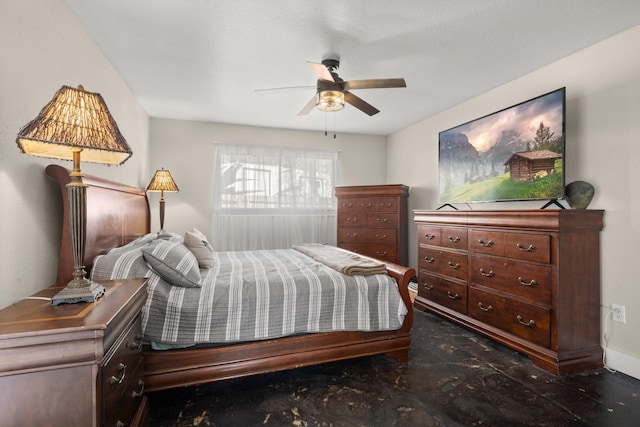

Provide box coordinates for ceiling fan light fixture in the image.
[316,90,345,112]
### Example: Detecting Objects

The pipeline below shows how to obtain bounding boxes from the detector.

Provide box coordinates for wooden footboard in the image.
[143,264,415,392]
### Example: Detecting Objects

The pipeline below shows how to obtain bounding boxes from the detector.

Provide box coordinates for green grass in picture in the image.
[448,160,563,202]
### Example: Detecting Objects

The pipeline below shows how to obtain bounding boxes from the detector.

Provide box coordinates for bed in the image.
[46,164,415,392]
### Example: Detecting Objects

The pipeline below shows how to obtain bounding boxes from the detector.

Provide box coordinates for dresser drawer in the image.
[102,314,144,426]
[338,227,367,243]
[366,214,398,228]
[418,224,441,246]
[374,197,400,212]
[440,227,468,250]
[504,232,551,264]
[339,243,398,262]
[367,228,397,245]
[468,286,550,348]
[418,247,468,281]
[418,272,467,314]
[338,213,365,227]
[470,255,551,305]
[469,230,506,256]
[338,198,378,212]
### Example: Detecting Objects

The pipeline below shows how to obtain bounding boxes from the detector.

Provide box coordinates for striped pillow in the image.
[142,239,201,288]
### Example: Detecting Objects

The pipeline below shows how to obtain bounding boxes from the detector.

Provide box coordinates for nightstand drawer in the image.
[102,312,144,426]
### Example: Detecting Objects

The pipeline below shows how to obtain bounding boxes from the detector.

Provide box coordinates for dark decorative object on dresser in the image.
[565,180,595,209]
[414,209,604,375]
[0,279,148,427]
[336,184,409,266]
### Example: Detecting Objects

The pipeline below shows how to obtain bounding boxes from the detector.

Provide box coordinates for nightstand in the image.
[0,279,148,427]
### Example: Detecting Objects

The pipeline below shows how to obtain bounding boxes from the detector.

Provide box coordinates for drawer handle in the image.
[376,217,388,223]
[346,217,358,223]
[375,251,388,256]
[424,233,435,240]
[346,232,358,238]
[132,379,145,399]
[478,302,493,312]
[478,239,494,247]
[447,261,460,270]
[380,202,392,208]
[423,282,434,291]
[516,243,536,252]
[127,336,143,352]
[424,256,435,263]
[447,291,460,300]
[375,234,387,239]
[516,315,536,327]
[110,363,127,385]
[361,203,372,208]
[342,202,353,208]
[448,236,461,243]
[517,276,537,287]
[479,268,494,277]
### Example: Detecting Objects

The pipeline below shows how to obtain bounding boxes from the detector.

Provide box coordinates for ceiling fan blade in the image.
[297,94,318,116]
[307,61,335,82]
[255,85,315,92]
[343,78,406,91]
[344,91,380,116]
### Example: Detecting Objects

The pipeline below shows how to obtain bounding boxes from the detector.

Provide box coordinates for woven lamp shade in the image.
[16,85,132,165]
[147,169,179,193]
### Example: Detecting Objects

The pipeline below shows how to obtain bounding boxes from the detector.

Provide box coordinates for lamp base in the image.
[50,281,106,306]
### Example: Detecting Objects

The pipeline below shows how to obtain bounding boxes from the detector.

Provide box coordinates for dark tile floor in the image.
[147,310,640,426]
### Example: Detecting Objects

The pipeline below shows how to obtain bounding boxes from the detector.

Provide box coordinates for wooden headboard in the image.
[46,164,151,285]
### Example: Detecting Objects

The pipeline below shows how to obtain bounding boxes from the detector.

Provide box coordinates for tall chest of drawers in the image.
[336,184,409,266]
[414,209,604,375]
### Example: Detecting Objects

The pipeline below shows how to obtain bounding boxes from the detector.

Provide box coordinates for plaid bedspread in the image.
[92,236,407,345]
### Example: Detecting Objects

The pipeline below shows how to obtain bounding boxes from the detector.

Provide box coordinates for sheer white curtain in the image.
[212,144,338,250]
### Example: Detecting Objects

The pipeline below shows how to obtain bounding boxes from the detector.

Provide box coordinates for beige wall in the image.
[148,118,387,235]
[0,0,150,309]
[387,25,640,379]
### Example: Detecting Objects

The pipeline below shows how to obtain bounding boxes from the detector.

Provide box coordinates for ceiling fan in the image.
[295,59,407,116]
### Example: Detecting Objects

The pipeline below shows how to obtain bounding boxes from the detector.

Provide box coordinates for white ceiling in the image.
[64,0,640,136]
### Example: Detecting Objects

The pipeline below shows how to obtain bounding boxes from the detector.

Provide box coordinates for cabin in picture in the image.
[505,150,562,181]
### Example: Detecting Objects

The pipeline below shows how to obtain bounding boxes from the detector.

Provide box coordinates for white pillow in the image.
[184,227,215,268]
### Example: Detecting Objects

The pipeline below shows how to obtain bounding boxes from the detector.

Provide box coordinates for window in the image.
[212,144,338,250]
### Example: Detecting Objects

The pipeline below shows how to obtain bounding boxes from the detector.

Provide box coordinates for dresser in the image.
[336,184,409,265]
[0,279,148,427]
[414,209,604,375]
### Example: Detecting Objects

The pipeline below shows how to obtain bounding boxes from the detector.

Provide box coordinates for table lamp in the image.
[16,85,132,305]
[146,168,179,230]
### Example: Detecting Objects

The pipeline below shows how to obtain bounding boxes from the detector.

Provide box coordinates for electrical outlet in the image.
[612,304,626,324]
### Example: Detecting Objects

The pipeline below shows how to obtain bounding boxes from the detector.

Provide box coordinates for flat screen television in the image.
[438,87,566,206]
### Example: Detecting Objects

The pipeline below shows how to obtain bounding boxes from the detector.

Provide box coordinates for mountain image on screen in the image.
[438,88,565,204]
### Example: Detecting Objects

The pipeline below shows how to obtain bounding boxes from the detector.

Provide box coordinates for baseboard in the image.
[605,348,640,381]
